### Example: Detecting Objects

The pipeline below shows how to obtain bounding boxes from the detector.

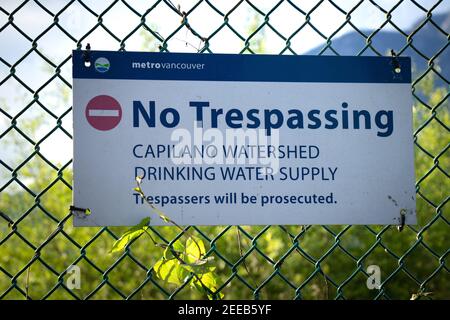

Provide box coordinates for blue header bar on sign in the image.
[72,50,411,84]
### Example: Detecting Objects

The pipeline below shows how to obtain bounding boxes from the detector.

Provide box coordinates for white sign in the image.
[72,51,416,226]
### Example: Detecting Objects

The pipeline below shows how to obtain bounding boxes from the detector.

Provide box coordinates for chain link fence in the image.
[0,0,448,299]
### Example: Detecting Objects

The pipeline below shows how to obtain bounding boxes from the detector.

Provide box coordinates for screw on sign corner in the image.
[85,95,122,131]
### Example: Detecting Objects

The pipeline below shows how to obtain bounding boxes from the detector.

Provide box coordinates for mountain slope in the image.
[306,12,450,80]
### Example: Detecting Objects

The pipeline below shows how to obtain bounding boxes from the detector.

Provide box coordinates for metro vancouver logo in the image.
[95,57,110,73]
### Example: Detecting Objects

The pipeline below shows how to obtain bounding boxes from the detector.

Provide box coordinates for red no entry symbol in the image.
[85,95,122,131]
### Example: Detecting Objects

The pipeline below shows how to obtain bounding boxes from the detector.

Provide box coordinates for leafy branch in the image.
[110,176,223,300]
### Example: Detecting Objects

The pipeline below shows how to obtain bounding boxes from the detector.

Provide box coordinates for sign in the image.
[72,50,416,226]
[85,95,122,131]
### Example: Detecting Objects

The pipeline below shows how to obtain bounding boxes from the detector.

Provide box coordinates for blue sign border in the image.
[73,50,411,84]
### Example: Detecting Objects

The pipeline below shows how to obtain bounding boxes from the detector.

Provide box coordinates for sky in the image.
[0,0,449,182]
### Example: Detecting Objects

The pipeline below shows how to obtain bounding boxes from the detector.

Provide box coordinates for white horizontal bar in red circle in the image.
[88,109,119,117]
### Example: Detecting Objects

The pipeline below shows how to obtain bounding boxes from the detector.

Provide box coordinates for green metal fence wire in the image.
[0,0,448,300]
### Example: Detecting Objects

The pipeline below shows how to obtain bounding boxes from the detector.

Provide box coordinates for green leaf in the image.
[191,272,223,300]
[185,237,206,264]
[110,217,150,253]
[163,240,185,260]
[180,264,215,275]
[153,258,188,286]
[136,217,151,228]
